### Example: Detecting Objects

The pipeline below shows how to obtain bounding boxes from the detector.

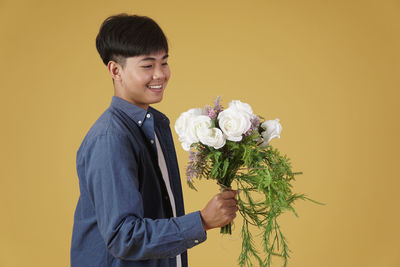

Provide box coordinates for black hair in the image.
[95,13,169,67]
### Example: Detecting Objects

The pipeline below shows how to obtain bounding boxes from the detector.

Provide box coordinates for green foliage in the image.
[187,140,322,267]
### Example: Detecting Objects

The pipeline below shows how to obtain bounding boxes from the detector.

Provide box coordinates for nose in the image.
[153,65,167,80]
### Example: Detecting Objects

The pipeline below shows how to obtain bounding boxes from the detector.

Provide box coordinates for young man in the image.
[71,14,238,267]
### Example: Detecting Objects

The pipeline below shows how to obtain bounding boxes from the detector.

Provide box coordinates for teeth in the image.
[148,85,162,89]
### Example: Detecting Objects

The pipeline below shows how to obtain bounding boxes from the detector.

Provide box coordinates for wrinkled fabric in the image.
[71,96,206,267]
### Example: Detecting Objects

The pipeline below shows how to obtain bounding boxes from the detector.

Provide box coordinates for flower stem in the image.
[220,223,232,234]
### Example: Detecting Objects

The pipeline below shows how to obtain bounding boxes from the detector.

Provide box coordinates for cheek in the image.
[165,67,171,81]
[131,71,152,84]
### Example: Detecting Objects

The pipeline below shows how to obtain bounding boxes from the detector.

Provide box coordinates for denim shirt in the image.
[71,96,207,267]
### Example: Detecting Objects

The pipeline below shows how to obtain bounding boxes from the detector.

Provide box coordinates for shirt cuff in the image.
[177,211,207,248]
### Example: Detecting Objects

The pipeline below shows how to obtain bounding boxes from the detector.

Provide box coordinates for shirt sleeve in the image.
[83,133,207,260]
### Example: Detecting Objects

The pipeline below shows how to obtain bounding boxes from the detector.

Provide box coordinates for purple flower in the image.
[244,115,261,136]
[213,96,223,114]
[186,151,197,182]
[204,96,223,120]
[205,105,217,119]
[251,115,260,127]
[185,150,207,182]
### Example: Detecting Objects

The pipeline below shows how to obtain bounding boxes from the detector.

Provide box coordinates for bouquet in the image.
[174,97,320,267]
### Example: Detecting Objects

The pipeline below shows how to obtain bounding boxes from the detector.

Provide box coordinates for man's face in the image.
[116,50,170,109]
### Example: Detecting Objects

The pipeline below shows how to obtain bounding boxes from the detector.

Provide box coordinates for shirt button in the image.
[138,120,142,125]
[194,240,199,244]
[146,114,151,118]
[150,139,154,144]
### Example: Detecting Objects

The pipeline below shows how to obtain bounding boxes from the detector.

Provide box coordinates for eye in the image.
[142,65,153,69]
[162,62,169,66]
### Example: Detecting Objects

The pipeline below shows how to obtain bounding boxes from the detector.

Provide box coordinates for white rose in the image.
[198,127,226,149]
[228,100,254,119]
[174,108,205,137]
[218,108,252,142]
[261,119,282,146]
[175,110,212,151]
[181,141,192,151]
[188,115,213,141]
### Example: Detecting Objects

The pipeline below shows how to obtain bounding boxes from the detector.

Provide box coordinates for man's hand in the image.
[199,190,239,231]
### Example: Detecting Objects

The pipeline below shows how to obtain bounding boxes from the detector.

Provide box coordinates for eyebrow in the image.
[140,54,169,62]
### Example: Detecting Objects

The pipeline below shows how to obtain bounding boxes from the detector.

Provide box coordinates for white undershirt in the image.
[154,134,182,267]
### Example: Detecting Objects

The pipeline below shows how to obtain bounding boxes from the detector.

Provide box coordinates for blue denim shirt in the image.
[71,96,207,267]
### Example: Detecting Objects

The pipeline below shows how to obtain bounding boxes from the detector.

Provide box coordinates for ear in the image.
[107,61,123,81]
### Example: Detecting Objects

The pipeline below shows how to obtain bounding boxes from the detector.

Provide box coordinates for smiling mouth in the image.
[147,84,163,89]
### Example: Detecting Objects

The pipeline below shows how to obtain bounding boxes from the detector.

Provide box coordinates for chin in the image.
[148,94,164,105]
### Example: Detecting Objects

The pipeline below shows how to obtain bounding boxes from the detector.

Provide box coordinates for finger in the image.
[224,199,237,207]
[224,205,238,214]
[226,212,237,222]
[229,205,239,213]
[221,190,237,199]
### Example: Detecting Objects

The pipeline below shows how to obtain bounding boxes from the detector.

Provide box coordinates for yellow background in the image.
[1,0,399,266]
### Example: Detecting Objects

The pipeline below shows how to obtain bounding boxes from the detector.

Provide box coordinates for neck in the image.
[113,87,149,110]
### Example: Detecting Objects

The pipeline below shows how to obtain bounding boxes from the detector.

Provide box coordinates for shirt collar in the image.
[110,96,149,127]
